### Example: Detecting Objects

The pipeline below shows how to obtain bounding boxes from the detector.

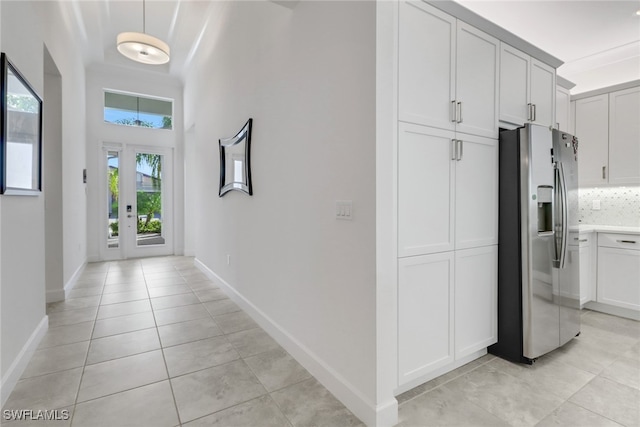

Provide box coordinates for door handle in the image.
[602,166,606,179]
[457,140,463,161]
[532,104,536,122]
[457,102,463,123]
[527,103,532,121]
[451,139,457,161]
[451,100,457,123]
[617,240,637,244]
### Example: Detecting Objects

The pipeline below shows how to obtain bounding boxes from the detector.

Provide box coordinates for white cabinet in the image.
[556,85,571,132]
[608,86,640,185]
[575,94,609,186]
[454,246,497,359]
[399,1,499,139]
[398,252,454,384]
[398,125,454,257]
[398,246,497,385]
[574,85,640,187]
[577,232,594,306]
[500,43,555,127]
[597,233,640,312]
[398,123,498,257]
[530,59,556,127]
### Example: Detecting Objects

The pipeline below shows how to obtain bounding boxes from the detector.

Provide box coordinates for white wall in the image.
[0,0,87,405]
[184,1,382,423]
[85,65,184,261]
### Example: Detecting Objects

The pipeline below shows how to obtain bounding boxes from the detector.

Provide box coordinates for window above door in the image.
[104,90,173,130]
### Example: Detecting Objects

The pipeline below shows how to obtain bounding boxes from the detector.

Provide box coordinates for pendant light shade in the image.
[116,0,170,65]
[117,32,170,65]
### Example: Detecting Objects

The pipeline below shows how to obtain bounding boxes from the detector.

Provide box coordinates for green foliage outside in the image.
[7,93,38,113]
[109,221,119,236]
[137,191,161,228]
[109,219,161,236]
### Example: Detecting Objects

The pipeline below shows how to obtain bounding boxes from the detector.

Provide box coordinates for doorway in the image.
[103,144,174,260]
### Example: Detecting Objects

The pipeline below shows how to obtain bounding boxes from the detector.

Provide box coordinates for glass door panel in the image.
[107,150,120,249]
[135,152,165,247]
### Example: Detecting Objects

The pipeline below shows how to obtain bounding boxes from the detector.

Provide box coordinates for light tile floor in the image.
[2,256,639,426]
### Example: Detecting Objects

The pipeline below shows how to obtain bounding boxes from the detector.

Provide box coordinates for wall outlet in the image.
[335,200,353,220]
[226,254,231,265]
[592,200,601,210]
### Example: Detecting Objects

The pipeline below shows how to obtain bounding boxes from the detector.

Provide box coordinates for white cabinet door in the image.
[398,1,456,131]
[597,246,640,311]
[454,134,498,249]
[575,94,609,186]
[556,86,571,132]
[609,86,640,185]
[454,246,497,359]
[456,21,499,139]
[398,252,455,385]
[500,43,530,126]
[530,59,555,128]
[398,123,455,257]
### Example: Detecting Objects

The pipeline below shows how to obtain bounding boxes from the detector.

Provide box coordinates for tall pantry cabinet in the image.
[397,0,499,388]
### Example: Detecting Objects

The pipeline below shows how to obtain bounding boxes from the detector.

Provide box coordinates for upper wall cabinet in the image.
[608,86,640,185]
[500,43,555,128]
[575,85,640,187]
[575,94,609,186]
[399,1,499,139]
[556,85,571,133]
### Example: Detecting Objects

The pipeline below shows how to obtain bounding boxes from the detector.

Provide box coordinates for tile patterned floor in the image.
[2,256,639,426]
[396,309,640,427]
[2,257,362,427]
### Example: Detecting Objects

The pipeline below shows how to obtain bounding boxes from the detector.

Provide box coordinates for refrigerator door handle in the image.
[553,162,569,268]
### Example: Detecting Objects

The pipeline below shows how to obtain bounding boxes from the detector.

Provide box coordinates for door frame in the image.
[99,142,174,260]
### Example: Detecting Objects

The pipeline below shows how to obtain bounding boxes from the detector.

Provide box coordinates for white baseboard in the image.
[87,253,100,263]
[45,259,86,303]
[194,258,397,427]
[1,315,48,407]
[584,301,640,321]
[64,259,87,298]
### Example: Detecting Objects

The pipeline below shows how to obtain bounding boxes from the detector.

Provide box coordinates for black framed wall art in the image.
[1,52,43,195]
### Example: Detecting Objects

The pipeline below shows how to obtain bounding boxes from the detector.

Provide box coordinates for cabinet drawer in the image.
[598,233,640,250]
[569,231,591,247]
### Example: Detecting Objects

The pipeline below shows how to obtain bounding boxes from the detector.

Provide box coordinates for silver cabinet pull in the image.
[602,166,606,179]
[578,239,588,242]
[451,100,457,123]
[457,140,463,161]
[527,103,532,121]
[532,104,536,122]
[451,139,457,161]
[457,102,463,123]
[617,240,637,244]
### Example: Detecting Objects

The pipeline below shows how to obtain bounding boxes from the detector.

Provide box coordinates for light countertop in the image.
[578,224,640,234]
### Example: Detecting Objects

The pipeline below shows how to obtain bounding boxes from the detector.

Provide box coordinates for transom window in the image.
[104,91,173,130]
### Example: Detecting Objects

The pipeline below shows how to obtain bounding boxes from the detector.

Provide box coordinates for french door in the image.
[103,144,174,260]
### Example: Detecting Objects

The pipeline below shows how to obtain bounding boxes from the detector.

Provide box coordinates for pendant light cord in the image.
[142,0,146,34]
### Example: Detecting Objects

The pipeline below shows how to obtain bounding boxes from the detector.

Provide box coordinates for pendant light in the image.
[117,0,170,65]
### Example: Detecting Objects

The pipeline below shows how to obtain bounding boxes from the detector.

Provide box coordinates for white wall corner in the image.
[0,315,48,408]
[64,258,87,298]
[194,258,392,426]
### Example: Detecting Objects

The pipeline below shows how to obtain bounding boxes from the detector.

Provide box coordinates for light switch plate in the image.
[592,200,601,210]
[336,200,352,220]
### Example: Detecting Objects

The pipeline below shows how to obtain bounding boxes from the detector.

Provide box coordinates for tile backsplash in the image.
[579,186,640,226]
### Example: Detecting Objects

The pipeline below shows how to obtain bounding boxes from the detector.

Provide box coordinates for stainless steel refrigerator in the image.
[489,123,581,364]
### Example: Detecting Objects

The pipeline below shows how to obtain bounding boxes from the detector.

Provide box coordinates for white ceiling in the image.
[60,0,640,93]
[456,0,640,93]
